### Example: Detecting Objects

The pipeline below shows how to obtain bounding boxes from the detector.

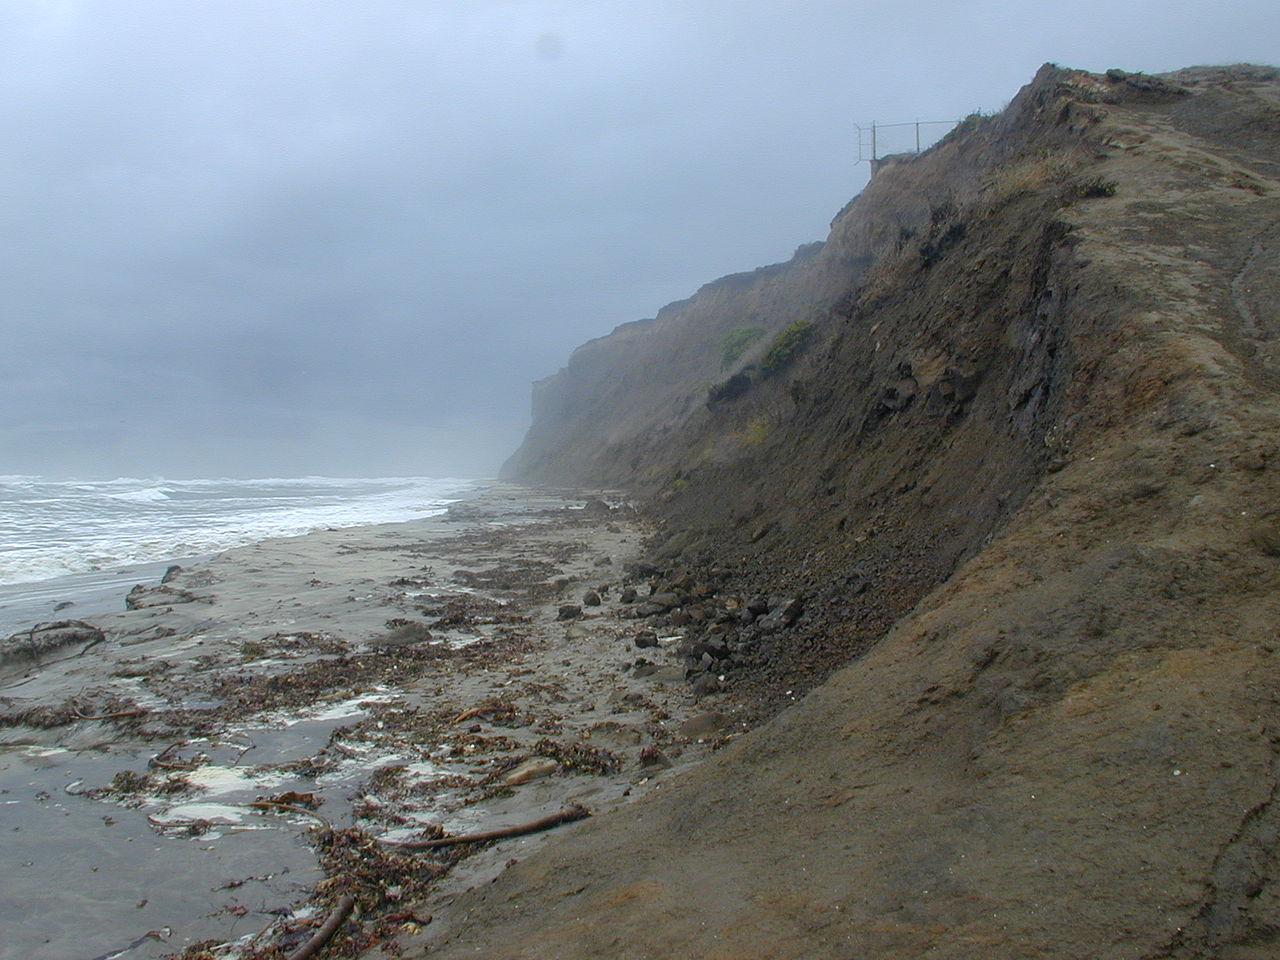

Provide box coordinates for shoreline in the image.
[0,480,483,639]
[0,483,745,959]
[0,556,207,638]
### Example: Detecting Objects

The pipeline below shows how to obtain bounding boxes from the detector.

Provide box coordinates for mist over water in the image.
[0,475,473,587]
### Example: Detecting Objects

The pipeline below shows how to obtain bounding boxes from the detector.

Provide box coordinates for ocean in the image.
[0,475,474,635]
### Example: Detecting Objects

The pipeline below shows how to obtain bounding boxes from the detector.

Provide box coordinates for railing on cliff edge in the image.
[855,119,963,175]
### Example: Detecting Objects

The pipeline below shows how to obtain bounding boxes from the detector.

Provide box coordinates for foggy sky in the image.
[3,1,1275,478]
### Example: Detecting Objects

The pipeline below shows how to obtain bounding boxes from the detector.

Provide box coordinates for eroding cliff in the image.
[456,64,1280,959]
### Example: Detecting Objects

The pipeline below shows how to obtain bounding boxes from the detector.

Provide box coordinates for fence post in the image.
[857,118,964,167]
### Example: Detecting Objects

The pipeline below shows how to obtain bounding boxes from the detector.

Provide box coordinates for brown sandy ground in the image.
[0,486,748,960]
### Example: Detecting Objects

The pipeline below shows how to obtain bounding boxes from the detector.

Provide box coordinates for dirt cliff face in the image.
[500,239,858,485]
[461,64,1280,958]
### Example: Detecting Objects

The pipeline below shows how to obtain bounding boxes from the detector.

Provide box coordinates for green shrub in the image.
[720,326,765,371]
[760,320,814,376]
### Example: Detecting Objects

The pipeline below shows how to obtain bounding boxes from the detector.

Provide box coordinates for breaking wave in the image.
[0,475,475,586]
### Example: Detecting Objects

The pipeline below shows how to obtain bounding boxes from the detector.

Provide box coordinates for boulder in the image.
[557,604,583,621]
[634,601,667,617]
[634,630,658,649]
[619,587,638,604]
[648,592,680,610]
[759,596,804,631]
[880,375,919,411]
[675,636,702,656]
[582,590,602,607]
[704,637,730,659]
[692,673,723,697]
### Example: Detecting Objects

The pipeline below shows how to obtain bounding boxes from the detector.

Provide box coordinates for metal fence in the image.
[854,119,962,164]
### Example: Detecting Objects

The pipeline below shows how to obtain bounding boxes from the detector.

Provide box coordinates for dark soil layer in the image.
[437,64,1280,958]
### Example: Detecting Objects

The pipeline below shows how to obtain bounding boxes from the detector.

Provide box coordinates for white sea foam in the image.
[0,475,475,586]
[185,764,287,797]
[150,803,250,825]
[106,486,171,503]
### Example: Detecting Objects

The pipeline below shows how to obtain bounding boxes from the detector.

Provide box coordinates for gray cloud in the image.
[2,0,1275,477]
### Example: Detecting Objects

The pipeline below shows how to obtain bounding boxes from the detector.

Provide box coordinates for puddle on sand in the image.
[146,801,262,838]
[151,801,248,823]
[245,689,401,729]
[315,750,408,787]
[0,690,414,959]
[348,755,482,844]
[0,746,319,960]
[184,763,287,797]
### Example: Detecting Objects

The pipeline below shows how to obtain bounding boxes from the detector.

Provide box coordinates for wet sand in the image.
[0,557,206,639]
[0,484,741,959]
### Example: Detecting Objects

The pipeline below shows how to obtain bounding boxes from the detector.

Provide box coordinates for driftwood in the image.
[149,741,197,771]
[286,893,356,960]
[249,800,334,831]
[385,803,590,851]
[73,707,148,722]
[450,703,496,725]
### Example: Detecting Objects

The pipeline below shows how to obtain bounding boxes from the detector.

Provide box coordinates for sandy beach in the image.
[0,484,743,959]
